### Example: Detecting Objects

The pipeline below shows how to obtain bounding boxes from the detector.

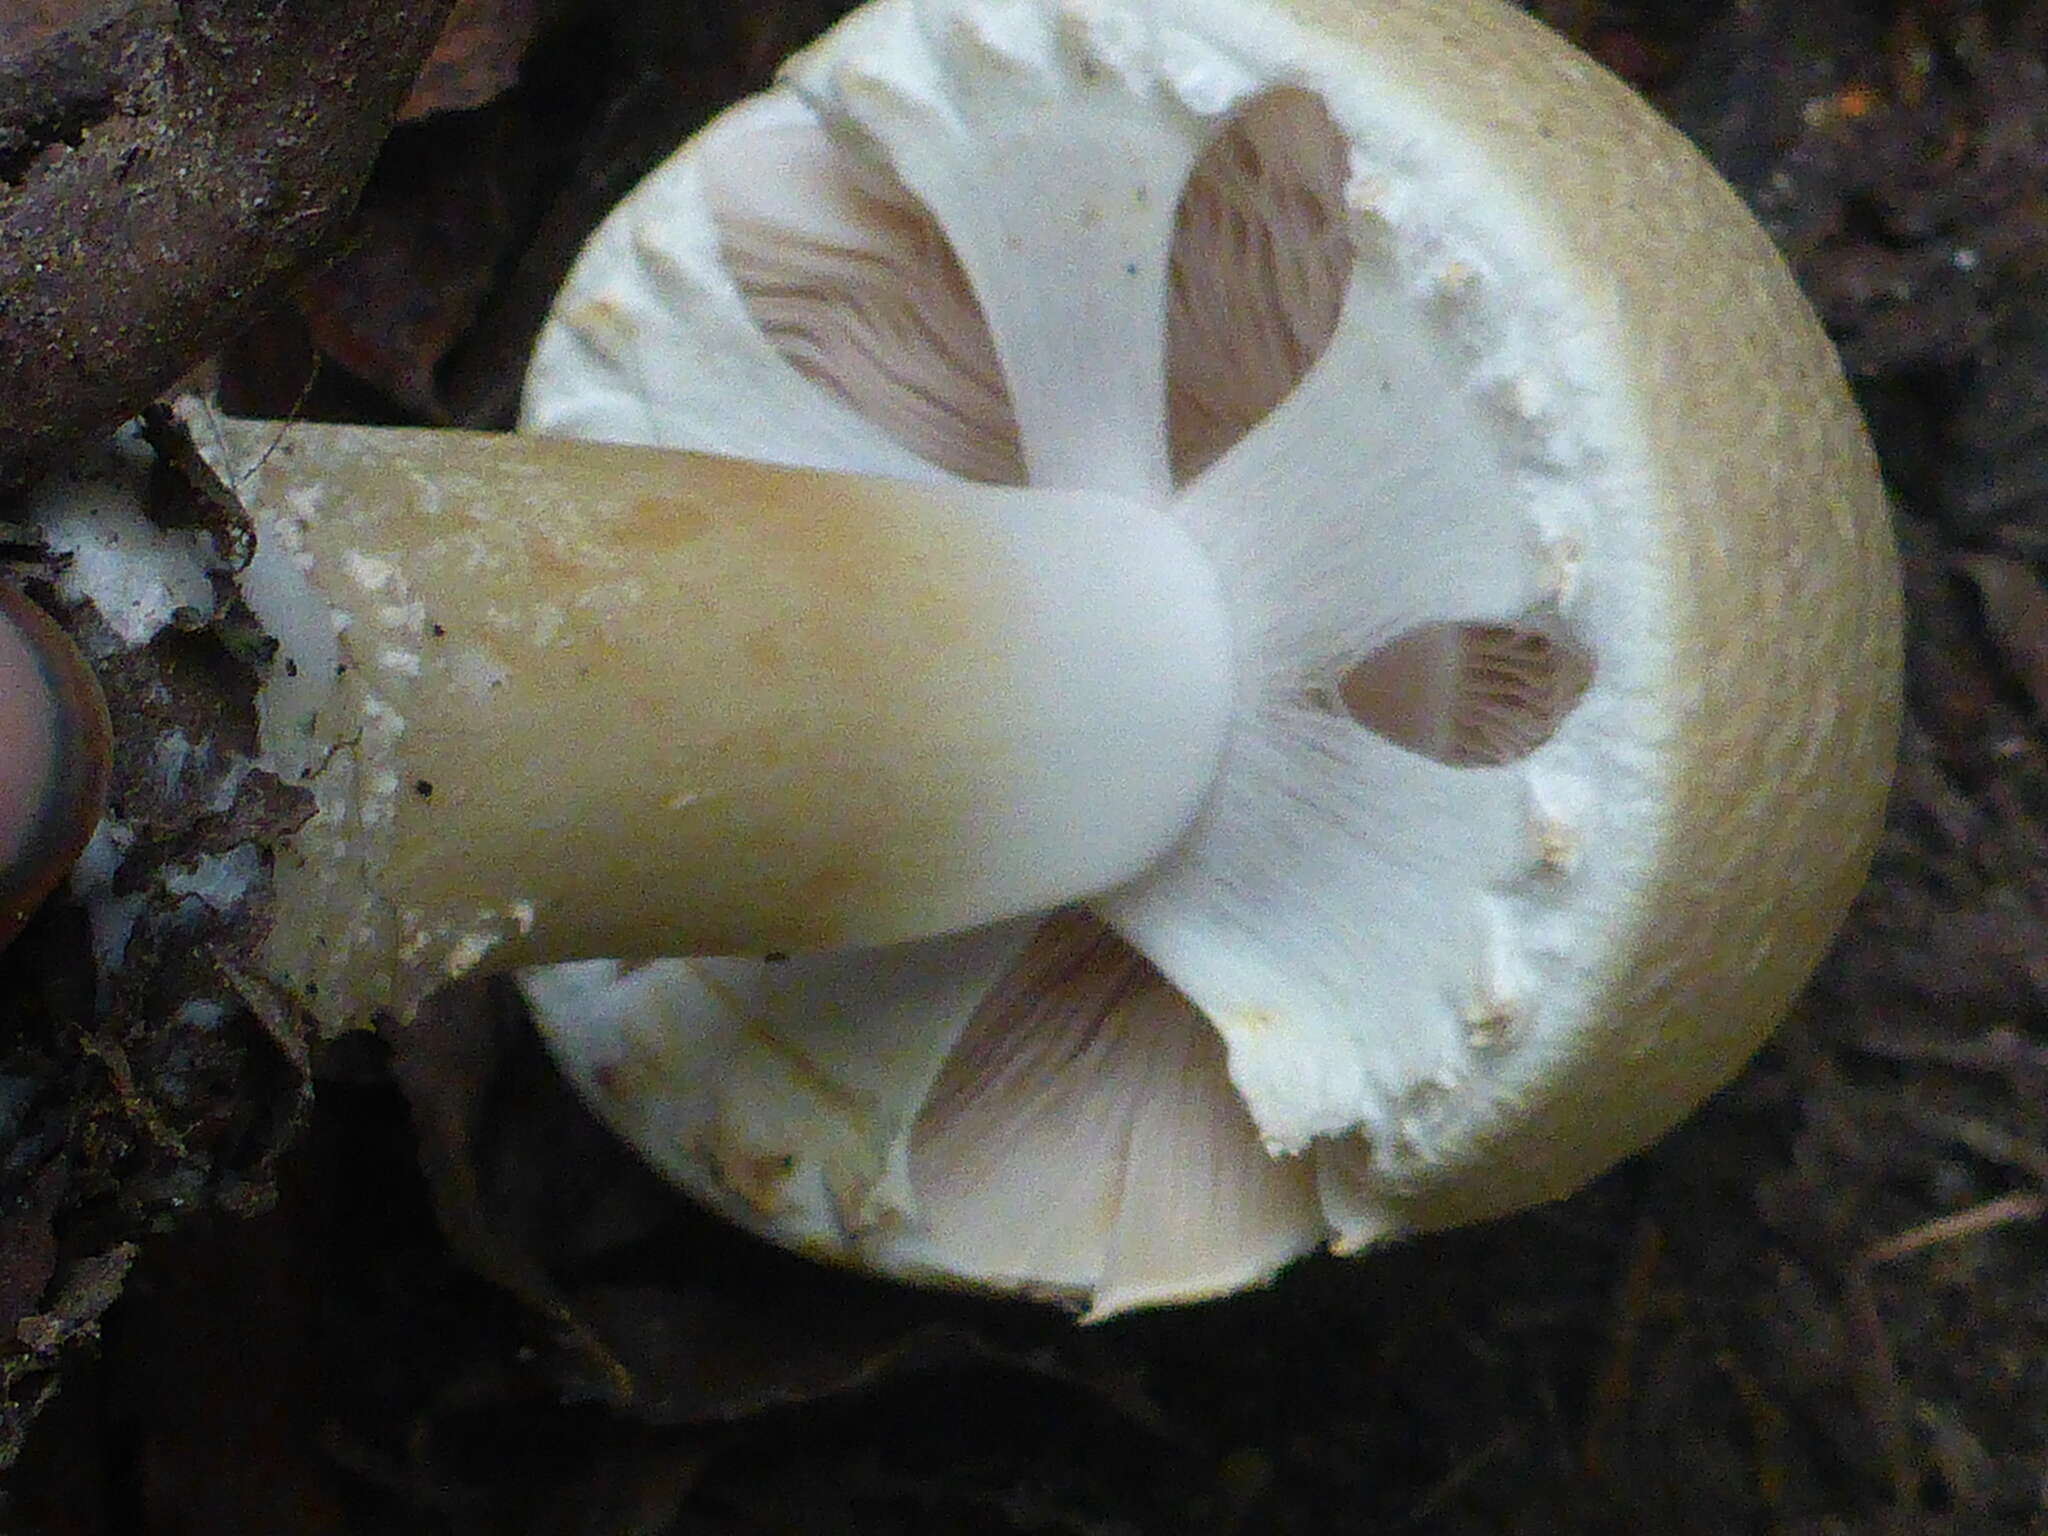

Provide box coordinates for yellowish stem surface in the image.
[211,424,1231,1024]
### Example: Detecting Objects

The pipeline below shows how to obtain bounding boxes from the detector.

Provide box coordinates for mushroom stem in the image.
[209,421,1234,1024]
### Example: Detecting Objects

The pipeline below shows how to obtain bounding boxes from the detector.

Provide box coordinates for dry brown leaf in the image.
[401,0,546,120]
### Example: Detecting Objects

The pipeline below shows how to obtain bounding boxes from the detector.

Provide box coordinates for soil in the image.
[4,1,2048,1532]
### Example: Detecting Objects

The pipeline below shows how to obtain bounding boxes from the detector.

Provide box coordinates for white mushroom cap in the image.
[521,0,1899,1315]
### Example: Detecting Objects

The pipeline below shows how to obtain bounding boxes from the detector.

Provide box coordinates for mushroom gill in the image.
[703,85,1360,491]
[1333,618,1596,767]
[691,86,1370,1297]
[706,83,1593,772]
[908,910,1320,1315]
[1165,87,1355,485]
[684,77,1599,1298]
[704,116,1024,484]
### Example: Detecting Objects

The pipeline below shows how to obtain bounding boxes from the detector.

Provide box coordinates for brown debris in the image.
[0,409,318,1468]
[0,0,455,491]
[401,0,549,121]
[13,1245,135,1360]
[293,111,531,421]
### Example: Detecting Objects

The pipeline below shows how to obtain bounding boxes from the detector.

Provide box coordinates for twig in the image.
[1581,1217,1663,1484]
[1859,1191,2048,1269]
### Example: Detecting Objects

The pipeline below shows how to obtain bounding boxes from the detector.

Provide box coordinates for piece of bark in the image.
[0,0,454,494]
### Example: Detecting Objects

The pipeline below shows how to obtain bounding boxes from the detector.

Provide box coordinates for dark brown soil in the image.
[5,1,2048,1532]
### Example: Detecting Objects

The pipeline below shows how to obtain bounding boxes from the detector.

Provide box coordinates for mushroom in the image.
[0,582,110,949]
[509,0,1900,1316]
[144,0,1893,1316]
